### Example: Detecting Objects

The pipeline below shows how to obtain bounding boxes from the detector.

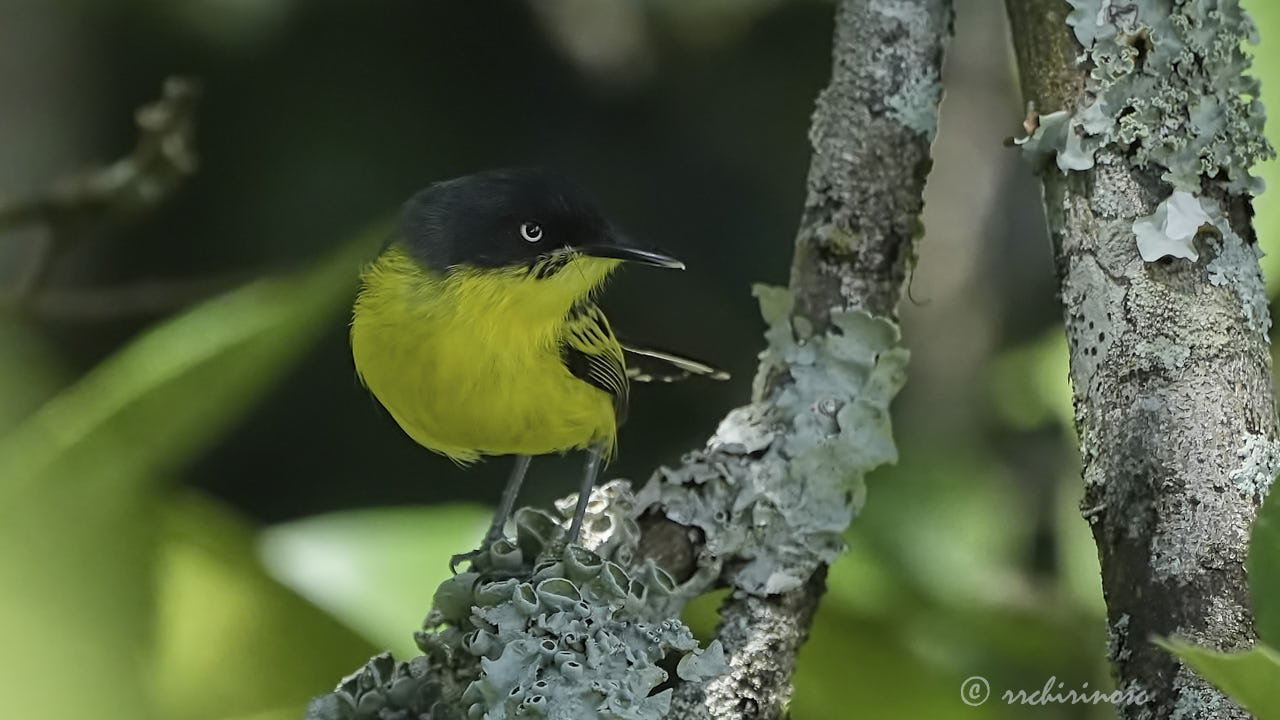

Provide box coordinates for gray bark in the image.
[665,1,952,715]
[1004,2,1279,718]
[309,1,952,718]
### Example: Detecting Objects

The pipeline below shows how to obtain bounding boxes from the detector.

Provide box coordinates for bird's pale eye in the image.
[520,221,543,243]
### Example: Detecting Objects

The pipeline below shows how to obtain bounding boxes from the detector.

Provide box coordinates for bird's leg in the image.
[450,454,531,572]
[486,454,531,545]
[566,445,604,545]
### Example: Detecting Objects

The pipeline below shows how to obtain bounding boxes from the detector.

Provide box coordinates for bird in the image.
[350,168,726,569]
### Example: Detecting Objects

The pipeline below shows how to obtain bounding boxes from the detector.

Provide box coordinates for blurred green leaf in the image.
[1249,476,1280,645]
[0,476,156,720]
[839,441,1032,611]
[0,237,373,495]
[0,317,66,434]
[1242,0,1280,294]
[1055,471,1106,617]
[153,492,378,720]
[682,587,730,642]
[1158,638,1280,720]
[0,235,375,720]
[1251,481,1280,647]
[794,606,1004,720]
[259,504,492,657]
[986,330,1073,433]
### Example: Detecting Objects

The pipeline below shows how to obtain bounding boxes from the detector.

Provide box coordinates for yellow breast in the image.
[350,247,619,463]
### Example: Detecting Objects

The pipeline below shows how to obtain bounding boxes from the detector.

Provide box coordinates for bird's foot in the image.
[448,548,527,586]
[449,546,485,574]
[449,530,512,574]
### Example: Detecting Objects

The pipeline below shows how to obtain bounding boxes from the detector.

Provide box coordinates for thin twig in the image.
[0,76,201,306]
[24,270,258,321]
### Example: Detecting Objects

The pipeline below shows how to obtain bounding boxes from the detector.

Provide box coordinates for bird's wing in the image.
[561,301,630,421]
[619,342,731,383]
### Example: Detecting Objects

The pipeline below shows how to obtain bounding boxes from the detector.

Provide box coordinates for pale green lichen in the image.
[1132,190,1211,262]
[1169,665,1230,720]
[1107,613,1133,664]
[1015,110,1102,172]
[675,639,729,683]
[1017,1,1273,274]
[636,285,908,596]
[308,483,727,720]
[1065,0,1273,194]
[448,567,696,719]
[305,653,457,720]
[1175,196,1276,336]
[874,0,947,141]
[1205,222,1271,336]
[435,498,723,720]
[1228,433,1280,498]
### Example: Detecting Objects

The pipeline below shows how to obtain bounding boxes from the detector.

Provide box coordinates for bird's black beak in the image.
[575,243,685,270]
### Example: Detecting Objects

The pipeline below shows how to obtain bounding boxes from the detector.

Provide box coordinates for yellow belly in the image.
[350,252,618,463]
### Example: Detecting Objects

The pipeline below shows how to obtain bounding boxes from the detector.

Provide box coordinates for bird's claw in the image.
[449,547,483,574]
[450,530,505,574]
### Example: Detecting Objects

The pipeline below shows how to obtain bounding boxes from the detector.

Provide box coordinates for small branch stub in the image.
[0,76,200,231]
[1,76,201,306]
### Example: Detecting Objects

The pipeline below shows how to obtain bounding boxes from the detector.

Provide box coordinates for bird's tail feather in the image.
[620,342,730,383]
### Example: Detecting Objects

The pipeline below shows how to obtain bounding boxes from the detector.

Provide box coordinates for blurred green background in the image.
[1,1,1278,718]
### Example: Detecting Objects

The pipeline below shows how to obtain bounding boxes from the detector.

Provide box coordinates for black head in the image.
[397,168,682,274]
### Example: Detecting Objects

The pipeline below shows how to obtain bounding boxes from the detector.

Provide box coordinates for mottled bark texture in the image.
[1005,2,1279,718]
[790,0,950,329]
[665,1,952,717]
[309,1,952,718]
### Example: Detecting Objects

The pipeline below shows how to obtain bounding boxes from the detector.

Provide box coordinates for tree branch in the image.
[0,76,200,306]
[308,1,952,717]
[22,270,256,320]
[1004,2,1278,717]
[663,2,952,716]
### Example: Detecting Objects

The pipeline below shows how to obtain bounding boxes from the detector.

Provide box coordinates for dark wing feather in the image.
[620,342,731,383]
[561,301,630,422]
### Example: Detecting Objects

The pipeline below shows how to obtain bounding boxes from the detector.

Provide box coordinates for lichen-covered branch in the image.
[307,2,952,718]
[1004,1,1278,718]
[790,0,951,326]
[662,3,952,716]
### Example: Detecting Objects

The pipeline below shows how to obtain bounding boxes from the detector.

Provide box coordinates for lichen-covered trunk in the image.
[1046,155,1275,720]
[1005,1,1279,718]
